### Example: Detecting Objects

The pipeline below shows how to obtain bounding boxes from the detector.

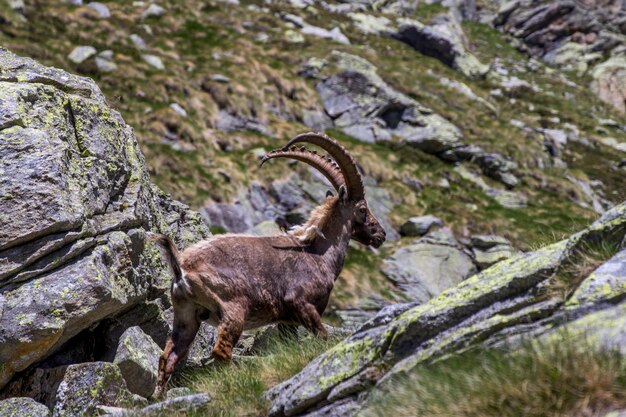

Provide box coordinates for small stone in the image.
[301,25,350,45]
[170,103,188,118]
[141,3,165,19]
[598,118,620,128]
[141,54,164,70]
[87,2,110,18]
[210,74,230,83]
[64,0,83,4]
[0,397,50,417]
[400,215,443,237]
[471,234,512,249]
[255,32,269,43]
[8,0,25,11]
[95,50,117,73]
[113,326,162,398]
[67,46,97,64]
[129,34,148,50]
[437,178,451,188]
[284,29,305,43]
[471,236,517,268]
[95,57,117,73]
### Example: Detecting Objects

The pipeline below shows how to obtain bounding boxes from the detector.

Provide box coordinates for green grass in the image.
[362,341,626,417]
[175,334,341,417]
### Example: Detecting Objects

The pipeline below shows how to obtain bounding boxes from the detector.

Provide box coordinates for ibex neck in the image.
[310,214,352,277]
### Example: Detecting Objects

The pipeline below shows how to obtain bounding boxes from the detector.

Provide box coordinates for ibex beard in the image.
[152,132,386,398]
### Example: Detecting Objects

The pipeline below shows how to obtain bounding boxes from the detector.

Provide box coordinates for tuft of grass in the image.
[362,341,626,417]
[176,334,341,417]
[547,240,621,301]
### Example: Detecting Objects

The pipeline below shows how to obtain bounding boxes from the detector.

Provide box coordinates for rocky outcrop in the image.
[311,51,519,188]
[0,47,209,403]
[494,0,626,112]
[267,202,626,416]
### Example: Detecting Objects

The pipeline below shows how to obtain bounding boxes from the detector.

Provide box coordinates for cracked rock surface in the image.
[0,48,210,391]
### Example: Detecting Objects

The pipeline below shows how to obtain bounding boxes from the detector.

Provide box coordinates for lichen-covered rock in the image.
[113,326,162,398]
[51,362,131,417]
[0,48,210,390]
[0,397,50,417]
[267,201,626,416]
[566,248,626,310]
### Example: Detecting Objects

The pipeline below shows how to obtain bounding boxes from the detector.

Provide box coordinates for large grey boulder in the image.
[113,326,162,398]
[267,201,626,416]
[0,48,210,389]
[591,57,626,114]
[0,397,50,417]
[392,14,489,78]
[382,229,477,302]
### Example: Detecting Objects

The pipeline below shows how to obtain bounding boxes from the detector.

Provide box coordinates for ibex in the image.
[153,132,386,397]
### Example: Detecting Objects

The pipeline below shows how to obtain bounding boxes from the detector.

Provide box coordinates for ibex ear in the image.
[326,190,334,199]
[338,185,348,203]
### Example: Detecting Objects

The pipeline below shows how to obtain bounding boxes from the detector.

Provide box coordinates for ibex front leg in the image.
[154,302,200,398]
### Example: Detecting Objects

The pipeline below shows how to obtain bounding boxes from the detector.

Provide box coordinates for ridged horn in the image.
[259,145,345,192]
[284,132,364,200]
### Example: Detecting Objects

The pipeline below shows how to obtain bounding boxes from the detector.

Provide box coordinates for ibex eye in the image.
[359,207,367,213]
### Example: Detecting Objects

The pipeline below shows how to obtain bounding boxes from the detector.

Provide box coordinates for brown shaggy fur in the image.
[153,193,385,399]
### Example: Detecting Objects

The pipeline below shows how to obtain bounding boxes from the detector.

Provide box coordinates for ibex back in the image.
[153,132,386,397]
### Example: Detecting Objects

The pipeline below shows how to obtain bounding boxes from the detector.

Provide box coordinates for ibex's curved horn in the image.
[284,132,364,200]
[259,145,345,192]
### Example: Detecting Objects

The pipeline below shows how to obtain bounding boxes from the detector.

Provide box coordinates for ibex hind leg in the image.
[212,308,245,361]
[154,302,201,398]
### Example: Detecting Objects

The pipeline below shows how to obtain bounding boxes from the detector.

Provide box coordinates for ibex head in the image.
[260,132,386,248]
